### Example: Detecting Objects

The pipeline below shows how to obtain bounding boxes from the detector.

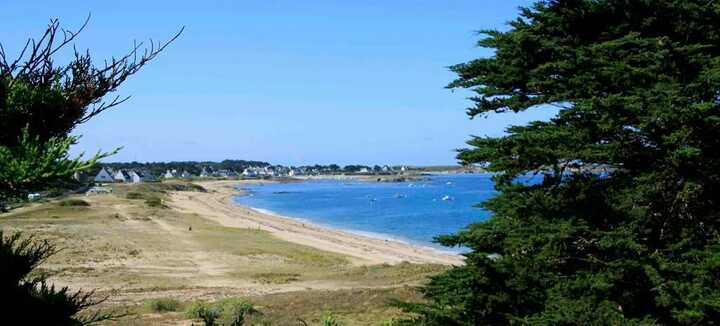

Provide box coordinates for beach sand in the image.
[168,180,464,266]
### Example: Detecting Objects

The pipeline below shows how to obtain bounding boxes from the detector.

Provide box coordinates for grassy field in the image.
[0,181,446,325]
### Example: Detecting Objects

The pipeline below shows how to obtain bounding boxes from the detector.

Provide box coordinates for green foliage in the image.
[0,20,182,148]
[320,313,341,326]
[0,129,115,201]
[125,192,145,200]
[145,298,180,313]
[399,1,720,325]
[0,231,115,325]
[187,302,222,326]
[0,18,179,324]
[144,196,163,208]
[222,298,259,326]
[58,199,91,207]
[186,299,259,326]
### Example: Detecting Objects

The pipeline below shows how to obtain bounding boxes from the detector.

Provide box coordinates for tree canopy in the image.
[0,18,179,324]
[0,17,181,201]
[0,17,182,147]
[400,1,720,324]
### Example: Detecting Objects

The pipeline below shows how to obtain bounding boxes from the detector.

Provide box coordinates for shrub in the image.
[186,299,259,326]
[144,196,163,207]
[57,199,90,207]
[321,314,341,326]
[187,302,222,326]
[0,231,114,324]
[125,192,145,200]
[145,298,180,313]
[220,298,258,326]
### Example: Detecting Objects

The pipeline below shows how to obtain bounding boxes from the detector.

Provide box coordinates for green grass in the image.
[145,298,181,313]
[193,225,349,268]
[251,272,301,284]
[330,262,448,285]
[186,298,258,326]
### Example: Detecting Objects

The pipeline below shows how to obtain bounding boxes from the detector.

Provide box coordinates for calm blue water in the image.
[233,173,499,251]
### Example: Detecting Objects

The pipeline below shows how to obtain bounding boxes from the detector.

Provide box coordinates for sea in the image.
[233,173,502,253]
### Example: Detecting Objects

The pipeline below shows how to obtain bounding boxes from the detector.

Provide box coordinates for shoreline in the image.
[243,205,464,257]
[168,180,464,266]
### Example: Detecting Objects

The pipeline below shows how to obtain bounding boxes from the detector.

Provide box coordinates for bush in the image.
[145,298,180,313]
[321,314,341,326]
[0,231,114,324]
[187,302,222,326]
[220,298,258,326]
[125,192,145,200]
[57,199,90,207]
[186,299,259,326]
[144,196,163,207]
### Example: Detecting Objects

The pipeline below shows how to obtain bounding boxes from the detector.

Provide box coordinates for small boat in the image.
[441,195,453,201]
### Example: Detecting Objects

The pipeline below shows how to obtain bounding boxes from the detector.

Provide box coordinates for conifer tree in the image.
[400,1,720,324]
[0,18,180,324]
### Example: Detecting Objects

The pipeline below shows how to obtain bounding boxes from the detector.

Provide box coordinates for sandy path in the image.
[168,181,464,266]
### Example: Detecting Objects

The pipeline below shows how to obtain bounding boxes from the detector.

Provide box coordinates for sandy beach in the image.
[168,180,464,266]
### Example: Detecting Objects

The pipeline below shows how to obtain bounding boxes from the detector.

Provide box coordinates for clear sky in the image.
[1,0,554,166]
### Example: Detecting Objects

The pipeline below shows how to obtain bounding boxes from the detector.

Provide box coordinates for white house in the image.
[94,167,115,183]
[129,170,145,183]
[163,170,176,179]
[113,170,131,183]
[180,170,193,179]
[359,167,370,174]
[242,168,259,177]
[200,167,213,178]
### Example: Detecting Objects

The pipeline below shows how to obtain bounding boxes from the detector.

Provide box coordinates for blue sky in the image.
[1,0,553,166]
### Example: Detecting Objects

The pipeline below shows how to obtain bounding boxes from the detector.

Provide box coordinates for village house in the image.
[129,170,147,183]
[200,167,214,178]
[242,167,259,177]
[94,167,115,183]
[163,170,176,179]
[113,170,132,183]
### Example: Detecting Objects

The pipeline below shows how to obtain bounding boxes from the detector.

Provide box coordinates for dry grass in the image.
[0,181,445,325]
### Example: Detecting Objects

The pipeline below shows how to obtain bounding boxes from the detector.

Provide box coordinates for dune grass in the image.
[0,181,444,325]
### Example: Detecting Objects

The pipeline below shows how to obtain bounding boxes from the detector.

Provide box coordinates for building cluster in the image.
[89,164,410,184]
[164,167,241,179]
[240,166,308,177]
[93,167,156,184]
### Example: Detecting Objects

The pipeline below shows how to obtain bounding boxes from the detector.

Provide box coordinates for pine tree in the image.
[0,18,180,323]
[400,1,720,324]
